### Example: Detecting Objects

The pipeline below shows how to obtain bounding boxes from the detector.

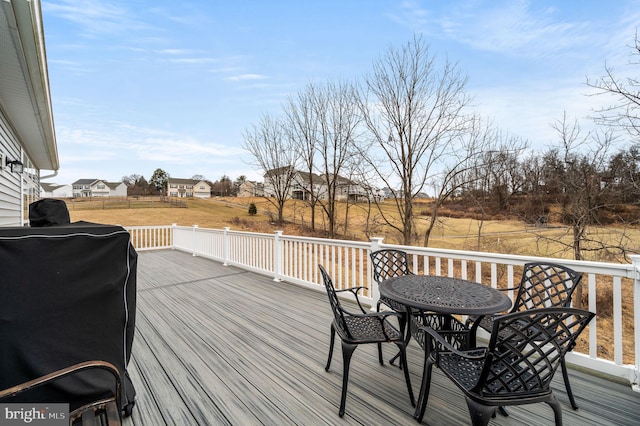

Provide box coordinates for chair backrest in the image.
[478,307,595,398]
[370,249,412,284]
[318,265,352,340]
[511,262,582,312]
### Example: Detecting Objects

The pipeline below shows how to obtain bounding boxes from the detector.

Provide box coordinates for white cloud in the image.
[43,0,146,38]
[225,74,268,82]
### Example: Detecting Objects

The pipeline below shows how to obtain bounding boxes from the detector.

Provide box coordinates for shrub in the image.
[248,203,257,216]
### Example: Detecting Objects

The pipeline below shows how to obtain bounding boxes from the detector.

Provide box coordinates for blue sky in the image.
[41,0,640,185]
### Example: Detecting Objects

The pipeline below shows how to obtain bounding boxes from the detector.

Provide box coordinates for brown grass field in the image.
[66,196,640,262]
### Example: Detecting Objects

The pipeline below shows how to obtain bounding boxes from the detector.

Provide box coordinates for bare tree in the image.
[423,117,527,246]
[358,35,473,245]
[608,143,640,203]
[283,82,321,231]
[587,32,640,141]
[538,112,623,262]
[315,79,363,238]
[243,113,297,224]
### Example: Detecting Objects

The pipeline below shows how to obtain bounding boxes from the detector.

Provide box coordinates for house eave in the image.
[0,0,58,171]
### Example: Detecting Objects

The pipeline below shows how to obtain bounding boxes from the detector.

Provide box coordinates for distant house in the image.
[107,181,127,197]
[41,183,72,198]
[238,180,264,197]
[167,178,211,198]
[72,179,127,198]
[263,167,383,202]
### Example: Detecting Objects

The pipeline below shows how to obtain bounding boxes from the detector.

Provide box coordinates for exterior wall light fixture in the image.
[7,159,23,173]
[1,153,24,173]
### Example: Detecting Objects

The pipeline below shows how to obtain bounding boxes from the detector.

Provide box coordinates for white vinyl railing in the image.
[126,224,640,391]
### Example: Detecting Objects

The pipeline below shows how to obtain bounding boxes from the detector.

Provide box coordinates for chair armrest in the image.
[335,286,365,296]
[0,360,122,402]
[344,309,400,322]
[336,286,367,313]
[496,286,519,292]
[419,325,487,361]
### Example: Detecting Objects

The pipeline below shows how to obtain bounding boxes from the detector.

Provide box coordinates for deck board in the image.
[124,250,640,425]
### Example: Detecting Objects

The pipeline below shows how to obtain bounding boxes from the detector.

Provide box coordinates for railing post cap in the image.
[275,230,284,235]
[370,237,384,243]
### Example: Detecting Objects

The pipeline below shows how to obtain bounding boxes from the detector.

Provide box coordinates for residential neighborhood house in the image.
[167,178,211,198]
[263,167,384,202]
[41,183,72,198]
[72,179,127,198]
[0,0,58,226]
[237,180,265,197]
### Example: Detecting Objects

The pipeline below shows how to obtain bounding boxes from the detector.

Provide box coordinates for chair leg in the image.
[325,324,336,371]
[339,341,357,417]
[396,342,415,407]
[561,358,578,409]
[414,355,435,422]
[465,398,495,426]
[547,394,564,426]
[389,313,407,368]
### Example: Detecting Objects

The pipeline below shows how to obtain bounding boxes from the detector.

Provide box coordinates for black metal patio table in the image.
[379,274,512,419]
[380,274,512,316]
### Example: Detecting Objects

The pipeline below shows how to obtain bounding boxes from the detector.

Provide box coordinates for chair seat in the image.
[341,316,402,343]
[470,314,494,332]
[437,349,486,390]
[439,349,545,398]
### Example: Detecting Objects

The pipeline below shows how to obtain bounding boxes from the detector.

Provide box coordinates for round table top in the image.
[380,275,512,315]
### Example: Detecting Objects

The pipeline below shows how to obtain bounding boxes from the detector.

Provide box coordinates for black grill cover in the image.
[0,222,136,413]
[28,198,71,227]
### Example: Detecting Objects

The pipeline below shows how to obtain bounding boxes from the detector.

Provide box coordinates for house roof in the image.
[72,179,101,185]
[40,183,66,191]
[264,166,295,178]
[0,0,58,170]
[168,178,210,186]
[168,178,199,185]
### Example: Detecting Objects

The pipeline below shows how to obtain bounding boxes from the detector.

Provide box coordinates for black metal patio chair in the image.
[417,307,595,425]
[318,264,415,417]
[370,249,413,366]
[466,262,583,409]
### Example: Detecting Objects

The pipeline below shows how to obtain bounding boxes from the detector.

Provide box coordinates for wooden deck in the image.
[124,250,640,425]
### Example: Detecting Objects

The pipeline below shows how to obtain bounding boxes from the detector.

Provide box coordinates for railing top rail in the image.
[379,242,636,278]
[125,225,174,230]
[281,234,371,248]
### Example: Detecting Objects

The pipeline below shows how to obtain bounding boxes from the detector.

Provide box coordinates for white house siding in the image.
[41,184,73,198]
[109,183,127,197]
[91,181,111,197]
[193,181,211,198]
[0,116,25,226]
[52,185,72,198]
